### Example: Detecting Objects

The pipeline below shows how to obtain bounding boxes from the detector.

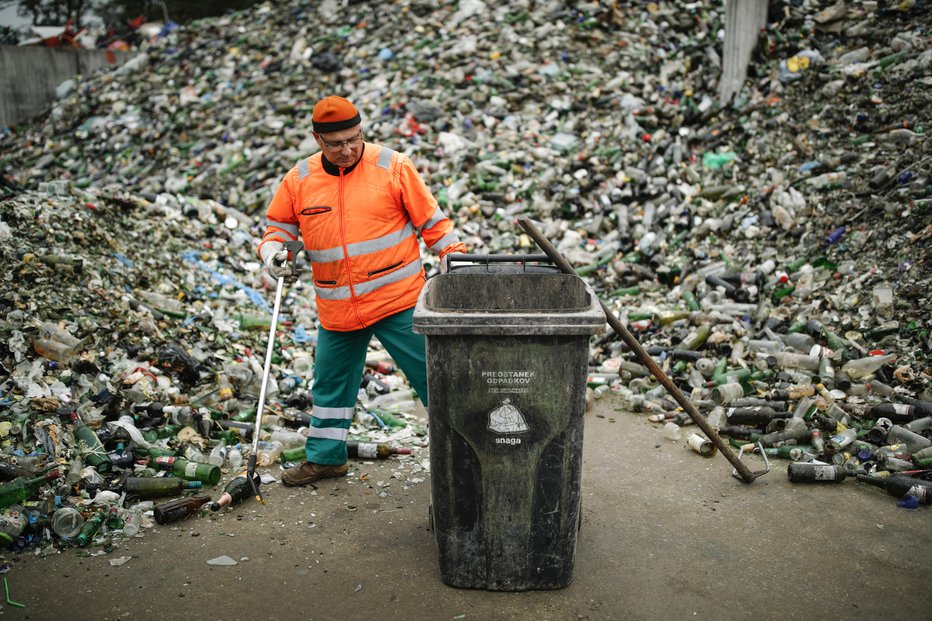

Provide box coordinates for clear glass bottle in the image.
[841,354,896,380]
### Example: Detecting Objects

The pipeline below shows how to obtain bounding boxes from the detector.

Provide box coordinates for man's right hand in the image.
[260,241,291,279]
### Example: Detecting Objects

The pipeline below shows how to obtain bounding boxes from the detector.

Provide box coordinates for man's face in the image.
[315,126,364,168]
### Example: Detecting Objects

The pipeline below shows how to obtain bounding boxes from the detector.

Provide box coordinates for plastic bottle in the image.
[267,430,306,450]
[825,428,857,453]
[662,422,682,441]
[227,446,244,471]
[367,389,418,410]
[277,375,302,394]
[208,441,228,467]
[255,441,284,467]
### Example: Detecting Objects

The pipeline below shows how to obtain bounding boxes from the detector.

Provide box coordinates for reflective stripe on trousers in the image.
[306,307,428,465]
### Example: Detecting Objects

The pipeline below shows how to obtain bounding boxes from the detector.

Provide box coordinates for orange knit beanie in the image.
[312,96,361,132]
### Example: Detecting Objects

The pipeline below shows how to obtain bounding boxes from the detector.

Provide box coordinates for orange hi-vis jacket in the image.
[259,143,465,331]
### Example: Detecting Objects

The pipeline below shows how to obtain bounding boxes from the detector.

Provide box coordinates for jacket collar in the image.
[321,144,365,176]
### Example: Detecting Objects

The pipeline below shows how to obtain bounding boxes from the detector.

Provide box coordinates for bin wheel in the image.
[427,501,433,532]
[577,498,582,532]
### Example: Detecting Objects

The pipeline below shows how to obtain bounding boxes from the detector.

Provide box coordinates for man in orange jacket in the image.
[258,96,466,486]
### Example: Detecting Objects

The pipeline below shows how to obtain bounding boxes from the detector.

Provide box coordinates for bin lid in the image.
[412,271,606,336]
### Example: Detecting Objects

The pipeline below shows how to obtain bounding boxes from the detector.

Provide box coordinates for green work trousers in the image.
[306,307,427,465]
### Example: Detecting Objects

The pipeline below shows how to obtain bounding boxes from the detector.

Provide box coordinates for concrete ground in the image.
[7,395,932,620]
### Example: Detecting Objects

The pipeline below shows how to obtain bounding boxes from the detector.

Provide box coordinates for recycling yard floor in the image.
[8,395,932,621]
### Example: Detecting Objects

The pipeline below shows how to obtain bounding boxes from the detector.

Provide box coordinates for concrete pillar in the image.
[719,0,769,103]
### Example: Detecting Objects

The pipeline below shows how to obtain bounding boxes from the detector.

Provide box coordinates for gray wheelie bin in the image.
[412,254,605,591]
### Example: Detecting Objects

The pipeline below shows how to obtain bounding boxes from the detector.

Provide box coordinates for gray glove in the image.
[260,241,291,279]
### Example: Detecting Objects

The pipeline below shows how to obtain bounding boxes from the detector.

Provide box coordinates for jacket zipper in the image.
[337,169,365,327]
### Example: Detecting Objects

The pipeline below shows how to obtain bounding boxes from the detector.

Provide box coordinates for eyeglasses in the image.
[319,132,364,150]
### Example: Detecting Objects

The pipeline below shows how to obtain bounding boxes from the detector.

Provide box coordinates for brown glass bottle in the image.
[154,495,212,525]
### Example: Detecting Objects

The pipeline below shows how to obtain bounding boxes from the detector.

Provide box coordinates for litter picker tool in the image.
[247,240,306,502]
[516,216,769,483]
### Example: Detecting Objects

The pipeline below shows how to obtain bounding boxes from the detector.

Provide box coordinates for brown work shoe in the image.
[281,461,348,487]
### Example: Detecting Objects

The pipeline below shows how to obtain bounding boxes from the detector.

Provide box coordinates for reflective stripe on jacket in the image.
[259,143,465,331]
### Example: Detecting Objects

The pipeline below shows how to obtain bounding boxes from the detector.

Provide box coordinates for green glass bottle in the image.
[0,470,62,510]
[610,286,641,298]
[151,457,221,485]
[72,415,112,473]
[682,290,700,311]
[133,446,176,459]
[368,409,408,429]
[763,445,812,460]
[76,511,105,547]
[783,256,808,275]
[124,476,203,500]
[771,284,795,304]
[209,472,261,511]
[689,325,715,352]
[279,446,306,463]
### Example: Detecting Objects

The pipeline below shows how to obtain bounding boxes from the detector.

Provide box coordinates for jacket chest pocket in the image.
[300,206,332,218]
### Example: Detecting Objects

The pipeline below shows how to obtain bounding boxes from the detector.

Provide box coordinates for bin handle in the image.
[443,253,552,273]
